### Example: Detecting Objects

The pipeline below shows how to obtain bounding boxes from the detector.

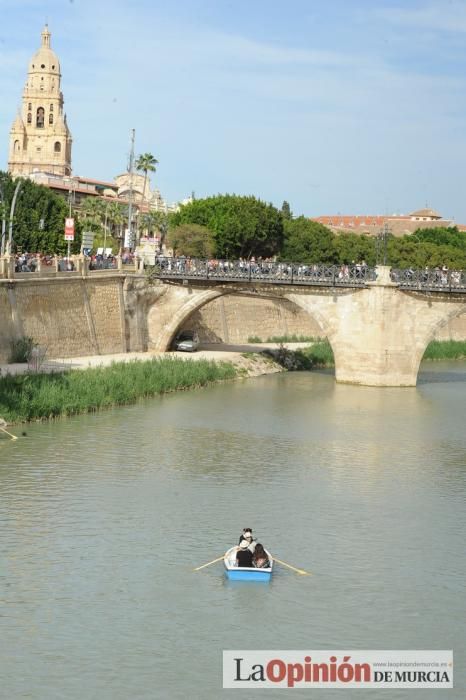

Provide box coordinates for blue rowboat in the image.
[224,546,273,582]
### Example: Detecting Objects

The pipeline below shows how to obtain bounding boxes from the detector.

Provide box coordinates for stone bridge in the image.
[1,258,465,387]
[141,263,466,386]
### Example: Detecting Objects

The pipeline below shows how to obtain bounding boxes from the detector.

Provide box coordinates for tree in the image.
[106,201,125,239]
[411,226,466,252]
[280,217,336,263]
[79,197,105,233]
[167,223,215,258]
[170,194,284,259]
[0,170,79,254]
[135,153,158,202]
[333,232,376,265]
[139,210,168,240]
[281,200,292,220]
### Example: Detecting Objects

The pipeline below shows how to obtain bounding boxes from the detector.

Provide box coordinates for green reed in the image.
[422,340,466,361]
[0,357,236,423]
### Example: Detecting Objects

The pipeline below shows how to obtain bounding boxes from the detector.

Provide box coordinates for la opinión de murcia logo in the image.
[223,650,453,689]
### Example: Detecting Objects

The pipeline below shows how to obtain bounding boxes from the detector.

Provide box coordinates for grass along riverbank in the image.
[0,357,237,424]
[265,338,466,370]
[422,340,466,361]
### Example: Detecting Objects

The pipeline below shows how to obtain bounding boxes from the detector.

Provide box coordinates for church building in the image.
[8,25,72,178]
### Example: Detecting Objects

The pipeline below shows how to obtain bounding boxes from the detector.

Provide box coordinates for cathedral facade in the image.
[8,25,72,178]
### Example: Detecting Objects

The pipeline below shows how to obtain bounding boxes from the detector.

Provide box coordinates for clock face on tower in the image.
[8,25,72,178]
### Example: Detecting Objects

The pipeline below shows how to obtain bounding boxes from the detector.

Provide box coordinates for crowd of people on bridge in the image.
[155,255,373,281]
[392,265,465,287]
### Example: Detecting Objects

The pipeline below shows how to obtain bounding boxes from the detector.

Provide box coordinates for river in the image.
[1,362,465,699]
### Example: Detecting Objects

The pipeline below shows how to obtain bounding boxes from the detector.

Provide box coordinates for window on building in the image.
[50,104,53,112]
[28,103,32,110]
[36,107,45,128]
[49,113,53,125]
[14,140,20,153]
[54,141,61,153]
[27,112,32,124]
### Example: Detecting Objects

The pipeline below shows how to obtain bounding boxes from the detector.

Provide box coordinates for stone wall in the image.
[433,311,466,340]
[180,295,324,343]
[0,276,126,362]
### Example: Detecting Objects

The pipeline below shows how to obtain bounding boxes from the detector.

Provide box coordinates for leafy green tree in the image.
[167,223,215,258]
[333,232,376,265]
[411,226,466,252]
[280,217,336,263]
[0,171,80,254]
[135,153,158,201]
[281,200,292,220]
[170,194,284,258]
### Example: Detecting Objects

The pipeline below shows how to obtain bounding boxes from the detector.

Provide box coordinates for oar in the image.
[0,427,18,441]
[193,555,225,571]
[274,557,312,576]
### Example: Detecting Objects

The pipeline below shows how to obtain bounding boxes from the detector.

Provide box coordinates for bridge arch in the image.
[146,285,333,353]
[411,300,466,373]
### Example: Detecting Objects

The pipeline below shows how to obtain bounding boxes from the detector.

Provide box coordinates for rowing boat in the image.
[224,546,273,581]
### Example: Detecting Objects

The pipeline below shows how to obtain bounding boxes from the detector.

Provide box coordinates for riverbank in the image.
[0,351,286,425]
[265,338,466,369]
[0,357,240,424]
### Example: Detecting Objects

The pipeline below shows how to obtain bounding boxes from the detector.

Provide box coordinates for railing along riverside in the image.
[391,268,466,293]
[150,258,377,287]
[0,254,139,279]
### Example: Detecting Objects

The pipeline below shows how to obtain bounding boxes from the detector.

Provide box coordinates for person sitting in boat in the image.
[236,539,254,568]
[238,528,256,552]
[252,543,270,569]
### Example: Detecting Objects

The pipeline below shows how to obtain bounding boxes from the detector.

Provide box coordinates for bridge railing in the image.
[391,268,466,292]
[150,258,377,287]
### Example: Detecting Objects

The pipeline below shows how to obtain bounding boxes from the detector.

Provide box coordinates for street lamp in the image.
[0,176,6,256]
[376,221,390,266]
[7,178,24,255]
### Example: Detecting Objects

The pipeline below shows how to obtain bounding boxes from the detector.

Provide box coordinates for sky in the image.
[0,0,465,220]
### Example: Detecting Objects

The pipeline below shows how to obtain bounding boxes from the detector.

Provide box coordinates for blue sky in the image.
[1,0,465,220]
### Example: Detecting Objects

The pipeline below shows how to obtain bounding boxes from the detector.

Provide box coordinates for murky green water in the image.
[1,363,465,699]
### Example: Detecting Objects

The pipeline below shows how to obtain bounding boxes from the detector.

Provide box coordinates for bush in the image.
[8,337,36,363]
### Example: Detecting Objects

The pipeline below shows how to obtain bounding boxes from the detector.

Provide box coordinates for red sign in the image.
[64,217,75,241]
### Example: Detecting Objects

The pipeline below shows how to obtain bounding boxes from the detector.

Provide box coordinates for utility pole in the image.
[127,128,135,251]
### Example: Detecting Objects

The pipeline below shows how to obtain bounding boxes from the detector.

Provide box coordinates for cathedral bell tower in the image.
[8,25,72,177]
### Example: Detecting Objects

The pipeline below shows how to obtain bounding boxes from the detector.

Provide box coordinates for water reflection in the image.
[0,365,465,699]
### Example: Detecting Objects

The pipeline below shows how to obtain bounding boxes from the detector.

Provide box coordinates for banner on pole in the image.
[64,217,75,241]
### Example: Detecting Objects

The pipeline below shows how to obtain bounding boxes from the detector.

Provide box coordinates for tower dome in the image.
[28,25,61,76]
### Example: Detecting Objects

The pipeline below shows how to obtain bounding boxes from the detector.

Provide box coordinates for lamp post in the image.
[7,178,24,255]
[103,201,110,262]
[376,221,390,266]
[0,177,6,256]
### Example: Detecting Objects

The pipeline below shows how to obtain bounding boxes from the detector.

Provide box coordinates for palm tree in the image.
[135,153,158,202]
[106,201,125,240]
[80,197,105,233]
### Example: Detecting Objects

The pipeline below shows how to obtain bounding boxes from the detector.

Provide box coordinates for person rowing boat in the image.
[236,539,253,567]
[238,527,256,552]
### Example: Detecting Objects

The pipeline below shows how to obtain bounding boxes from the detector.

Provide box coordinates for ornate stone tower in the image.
[8,25,72,177]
